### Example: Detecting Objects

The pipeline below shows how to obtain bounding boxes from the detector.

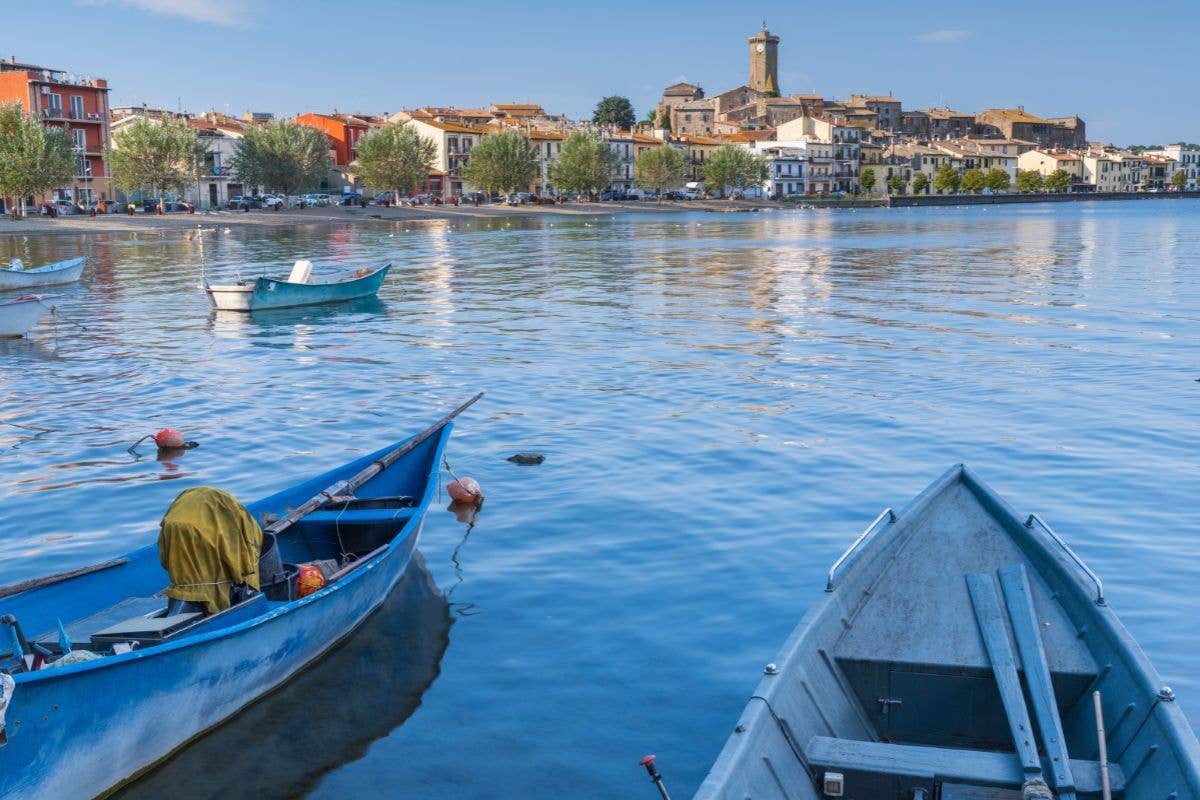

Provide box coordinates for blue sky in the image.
[7,0,1195,144]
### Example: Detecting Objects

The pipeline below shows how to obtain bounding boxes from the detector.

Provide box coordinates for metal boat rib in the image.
[695,465,1200,800]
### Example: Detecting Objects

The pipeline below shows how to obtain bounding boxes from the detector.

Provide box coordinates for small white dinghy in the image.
[0,295,52,337]
[0,257,86,290]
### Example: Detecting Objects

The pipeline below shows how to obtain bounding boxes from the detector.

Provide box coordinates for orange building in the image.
[0,57,112,209]
[295,113,384,167]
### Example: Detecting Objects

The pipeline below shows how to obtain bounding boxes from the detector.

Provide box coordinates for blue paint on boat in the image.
[205,264,391,311]
[695,465,1200,800]
[0,421,451,799]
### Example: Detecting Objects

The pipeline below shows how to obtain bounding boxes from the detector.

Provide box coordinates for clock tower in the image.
[748,24,780,94]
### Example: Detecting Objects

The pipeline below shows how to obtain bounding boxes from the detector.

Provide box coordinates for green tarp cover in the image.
[158,487,262,613]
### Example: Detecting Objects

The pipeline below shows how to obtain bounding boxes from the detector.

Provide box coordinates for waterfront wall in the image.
[888,191,1200,208]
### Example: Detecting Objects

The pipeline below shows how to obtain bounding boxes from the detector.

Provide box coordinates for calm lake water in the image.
[1,201,1198,798]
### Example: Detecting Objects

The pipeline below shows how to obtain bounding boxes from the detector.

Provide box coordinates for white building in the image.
[1144,144,1199,189]
[775,116,861,192]
[749,142,806,197]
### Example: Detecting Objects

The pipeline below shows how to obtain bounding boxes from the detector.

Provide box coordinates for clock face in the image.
[756,43,765,53]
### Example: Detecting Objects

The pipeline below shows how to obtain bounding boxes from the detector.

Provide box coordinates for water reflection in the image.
[115,553,452,800]
[208,296,388,340]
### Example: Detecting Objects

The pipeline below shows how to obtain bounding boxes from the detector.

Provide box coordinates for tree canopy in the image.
[634,145,685,200]
[0,102,77,215]
[1171,170,1187,189]
[461,130,538,197]
[984,167,1011,192]
[547,130,618,197]
[107,116,202,210]
[888,173,904,195]
[1045,169,1071,193]
[1016,169,1044,193]
[231,120,332,198]
[933,164,960,194]
[912,172,929,194]
[592,96,636,130]
[859,167,876,193]
[353,124,436,204]
[960,168,985,193]
[703,145,767,198]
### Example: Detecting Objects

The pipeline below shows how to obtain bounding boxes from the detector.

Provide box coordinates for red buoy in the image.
[447,476,483,503]
[154,428,185,448]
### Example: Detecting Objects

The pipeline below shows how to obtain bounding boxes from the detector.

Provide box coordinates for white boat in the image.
[0,296,51,337]
[204,260,390,312]
[0,257,86,290]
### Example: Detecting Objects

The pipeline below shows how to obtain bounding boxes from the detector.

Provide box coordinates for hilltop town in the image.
[1,25,1197,213]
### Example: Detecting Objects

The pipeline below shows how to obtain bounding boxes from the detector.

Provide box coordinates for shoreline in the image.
[1,191,1197,236]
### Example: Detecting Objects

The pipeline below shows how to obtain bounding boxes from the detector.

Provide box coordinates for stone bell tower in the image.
[748,23,780,94]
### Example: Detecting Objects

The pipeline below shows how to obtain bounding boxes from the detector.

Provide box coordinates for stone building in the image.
[656,82,704,125]
[924,108,976,140]
[974,107,1085,148]
[849,94,902,131]
[748,25,780,94]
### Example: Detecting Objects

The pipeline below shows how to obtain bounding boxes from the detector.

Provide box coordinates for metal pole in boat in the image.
[639,755,671,800]
[1093,691,1112,800]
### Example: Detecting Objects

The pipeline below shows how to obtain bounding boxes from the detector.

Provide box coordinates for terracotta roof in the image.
[411,119,489,134]
[924,108,974,119]
[663,82,701,94]
[677,134,722,145]
[717,130,775,143]
[980,108,1048,124]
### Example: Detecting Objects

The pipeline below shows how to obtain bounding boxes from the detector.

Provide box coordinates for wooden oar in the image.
[264,392,483,536]
[0,559,129,601]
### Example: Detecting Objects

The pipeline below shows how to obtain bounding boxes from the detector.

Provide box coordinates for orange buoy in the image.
[295,563,326,598]
[448,476,483,503]
[154,428,185,448]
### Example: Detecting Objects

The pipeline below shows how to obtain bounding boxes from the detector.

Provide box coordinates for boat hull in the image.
[0,298,50,337]
[0,258,86,290]
[694,466,1200,800]
[205,264,390,311]
[0,423,450,799]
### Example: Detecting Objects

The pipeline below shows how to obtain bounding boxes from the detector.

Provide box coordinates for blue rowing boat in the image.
[204,262,390,311]
[0,412,459,799]
[695,465,1200,800]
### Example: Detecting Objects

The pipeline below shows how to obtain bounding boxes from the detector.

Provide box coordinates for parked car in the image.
[298,193,331,207]
[260,195,285,210]
[370,192,395,206]
[507,192,531,205]
[227,195,261,210]
[338,192,363,206]
[42,200,76,216]
[460,191,487,205]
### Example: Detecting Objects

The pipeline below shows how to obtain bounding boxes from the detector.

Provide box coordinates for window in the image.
[72,128,86,150]
[47,92,62,110]
[70,95,84,118]
[77,156,91,177]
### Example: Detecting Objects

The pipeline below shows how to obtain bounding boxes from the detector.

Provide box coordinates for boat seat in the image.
[34,596,166,652]
[805,736,1125,797]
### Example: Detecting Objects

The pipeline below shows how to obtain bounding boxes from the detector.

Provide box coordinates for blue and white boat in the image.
[695,465,1200,800]
[204,260,390,311]
[0,257,86,291]
[0,412,458,799]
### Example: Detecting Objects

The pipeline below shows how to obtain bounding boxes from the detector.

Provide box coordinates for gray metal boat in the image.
[695,465,1200,800]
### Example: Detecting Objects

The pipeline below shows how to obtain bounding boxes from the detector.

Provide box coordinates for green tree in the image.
[548,130,619,199]
[634,145,685,201]
[703,144,767,198]
[1016,169,1044,193]
[960,168,986,193]
[859,167,876,193]
[888,173,904,195]
[107,116,200,213]
[1045,169,1072,193]
[231,120,332,205]
[933,164,960,194]
[0,102,75,217]
[912,172,929,194]
[1171,169,1187,189]
[353,124,436,206]
[461,130,538,199]
[592,96,636,130]
[984,167,1011,192]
